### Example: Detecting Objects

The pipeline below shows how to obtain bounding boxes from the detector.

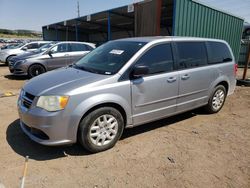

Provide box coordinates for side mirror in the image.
[22,47,28,51]
[48,51,52,57]
[131,65,149,79]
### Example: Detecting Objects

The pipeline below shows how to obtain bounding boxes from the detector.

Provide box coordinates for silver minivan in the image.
[18,37,237,153]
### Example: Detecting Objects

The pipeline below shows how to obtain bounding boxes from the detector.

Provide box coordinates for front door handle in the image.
[167,77,177,83]
[64,54,69,56]
[181,74,190,80]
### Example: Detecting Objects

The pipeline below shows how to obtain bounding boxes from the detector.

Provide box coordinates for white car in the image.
[0,41,50,65]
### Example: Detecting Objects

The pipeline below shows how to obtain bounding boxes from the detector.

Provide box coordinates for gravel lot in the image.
[0,64,249,188]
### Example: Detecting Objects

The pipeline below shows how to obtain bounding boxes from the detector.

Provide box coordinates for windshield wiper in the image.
[72,64,100,74]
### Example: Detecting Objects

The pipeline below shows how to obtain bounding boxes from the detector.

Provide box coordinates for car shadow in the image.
[121,110,199,139]
[0,63,7,67]
[4,74,28,80]
[6,109,206,161]
[6,119,90,161]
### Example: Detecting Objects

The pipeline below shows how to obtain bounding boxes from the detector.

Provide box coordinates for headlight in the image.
[36,96,69,112]
[14,60,26,66]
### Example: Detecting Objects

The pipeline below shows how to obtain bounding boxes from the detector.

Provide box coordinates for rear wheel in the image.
[28,64,46,78]
[205,85,226,114]
[78,107,124,153]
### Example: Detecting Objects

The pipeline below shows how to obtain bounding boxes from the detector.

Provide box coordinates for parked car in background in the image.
[0,41,50,65]
[18,37,237,153]
[0,43,24,51]
[9,42,58,68]
[242,23,250,39]
[9,41,95,77]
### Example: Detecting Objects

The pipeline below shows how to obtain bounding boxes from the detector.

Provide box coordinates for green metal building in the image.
[173,0,244,61]
[43,0,244,60]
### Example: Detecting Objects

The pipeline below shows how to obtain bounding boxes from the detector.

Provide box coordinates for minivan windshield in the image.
[74,41,146,75]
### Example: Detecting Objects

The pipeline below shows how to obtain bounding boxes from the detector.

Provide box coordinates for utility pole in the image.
[77,1,80,17]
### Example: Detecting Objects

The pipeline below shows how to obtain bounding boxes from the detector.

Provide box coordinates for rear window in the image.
[176,42,207,69]
[207,42,232,64]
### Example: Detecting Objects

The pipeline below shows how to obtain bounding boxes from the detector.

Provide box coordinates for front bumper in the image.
[9,67,27,75]
[9,61,28,75]
[18,96,76,146]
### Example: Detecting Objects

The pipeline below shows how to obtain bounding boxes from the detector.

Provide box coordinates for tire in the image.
[5,55,15,66]
[78,107,124,153]
[28,64,46,78]
[204,85,227,114]
[237,79,250,87]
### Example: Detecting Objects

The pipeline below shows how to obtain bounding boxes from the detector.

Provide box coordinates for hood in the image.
[11,51,42,62]
[0,49,12,54]
[0,48,21,54]
[23,67,111,96]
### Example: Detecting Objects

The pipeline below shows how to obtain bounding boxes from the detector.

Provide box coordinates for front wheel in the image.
[205,85,227,114]
[28,64,46,78]
[78,107,124,153]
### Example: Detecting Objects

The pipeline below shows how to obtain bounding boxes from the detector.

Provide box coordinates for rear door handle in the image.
[181,74,190,80]
[64,54,69,56]
[167,77,177,83]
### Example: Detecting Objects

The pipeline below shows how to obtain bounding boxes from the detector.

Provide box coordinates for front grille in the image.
[20,91,35,109]
[25,92,35,100]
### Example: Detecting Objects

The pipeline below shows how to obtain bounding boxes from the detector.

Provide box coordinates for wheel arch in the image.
[216,81,229,94]
[67,93,132,143]
[5,54,16,62]
[209,76,230,98]
[79,102,127,128]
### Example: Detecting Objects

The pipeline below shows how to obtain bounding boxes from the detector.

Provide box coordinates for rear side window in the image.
[38,43,48,48]
[135,43,174,75]
[70,43,87,52]
[176,42,207,69]
[207,42,232,64]
[25,43,39,49]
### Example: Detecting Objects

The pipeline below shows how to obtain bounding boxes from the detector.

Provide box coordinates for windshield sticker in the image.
[109,49,124,55]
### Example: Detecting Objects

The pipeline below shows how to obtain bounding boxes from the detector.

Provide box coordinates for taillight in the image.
[234,64,238,76]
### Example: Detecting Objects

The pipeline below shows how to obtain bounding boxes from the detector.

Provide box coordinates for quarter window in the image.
[70,43,87,52]
[176,42,207,69]
[25,43,39,49]
[135,43,174,75]
[86,45,94,51]
[207,42,232,64]
[38,43,48,48]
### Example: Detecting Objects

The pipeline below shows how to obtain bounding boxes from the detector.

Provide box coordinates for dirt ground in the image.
[0,64,249,188]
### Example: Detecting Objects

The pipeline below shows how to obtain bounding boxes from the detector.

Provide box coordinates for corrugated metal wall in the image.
[173,0,244,61]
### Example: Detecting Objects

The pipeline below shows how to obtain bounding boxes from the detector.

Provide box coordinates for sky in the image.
[0,0,250,32]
